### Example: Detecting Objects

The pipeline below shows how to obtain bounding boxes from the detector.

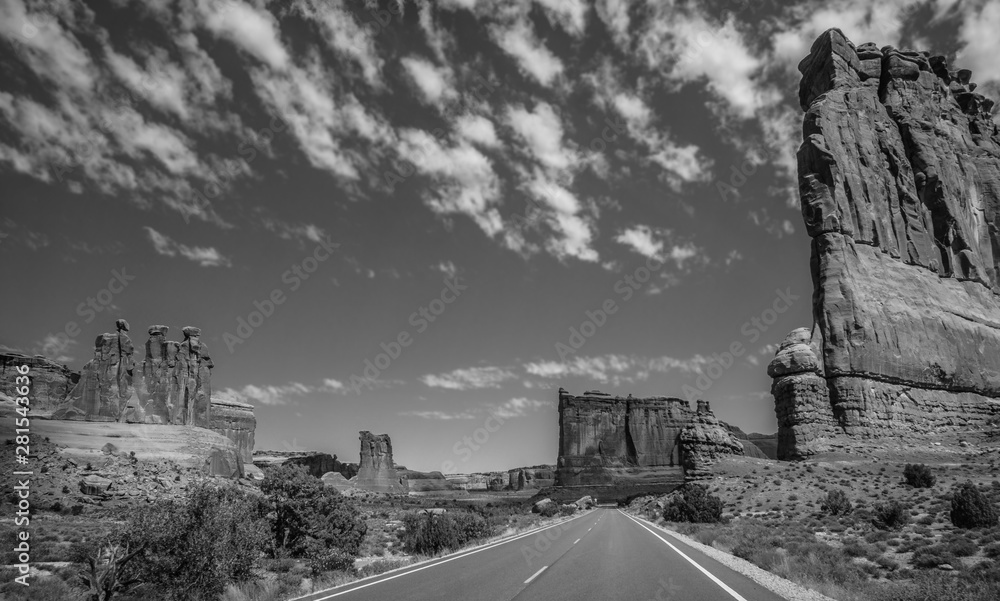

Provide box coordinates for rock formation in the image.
[355,431,406,493]
[507,466,556,490]
[446,472,507,491]
[679,401,745,479]
[0,352,77,413]
[209,391,257,463]
[556,389,756,485]
[772,29,1000,458]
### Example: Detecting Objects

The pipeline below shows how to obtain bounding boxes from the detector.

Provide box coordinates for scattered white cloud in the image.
[455,114,499,148]
[223,382,311,406]
[491,20,564,86]
[507,102,576,172]
[399,409,479,420]
[957,0,1000,84]
[202,0,289,70]
[401,55,454,105]
[436,261,458,278]
[420,366,518,390]
[36,334,76,364]
[491,397,552,418]
[143,226,231,267]
[523,353,711,385]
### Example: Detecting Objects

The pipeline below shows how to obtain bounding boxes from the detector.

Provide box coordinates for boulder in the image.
[574,495,594,509]
[80,475,112,496]
[532,498,554,513]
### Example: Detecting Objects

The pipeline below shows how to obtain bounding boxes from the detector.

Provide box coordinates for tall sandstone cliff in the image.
[771,29,1000,459]
[355,430,406,493]
[556,389,759,484]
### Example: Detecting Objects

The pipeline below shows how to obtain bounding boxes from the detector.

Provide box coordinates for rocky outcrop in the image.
[52,321,218,429]
[0,351,77,413]
[679,401,745,480]
[252,451,358,479]
[556,389,753,485]
[209,391,256,463]
[446,472,507,491]
[507,466,556,490]
[773,29,1000,458]
[355,431,406,493]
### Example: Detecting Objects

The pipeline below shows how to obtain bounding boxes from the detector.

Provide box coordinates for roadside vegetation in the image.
[0,464,569,601]
[628,461,1000,601]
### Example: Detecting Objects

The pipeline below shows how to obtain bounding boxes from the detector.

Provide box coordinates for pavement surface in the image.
[293,508,789,601]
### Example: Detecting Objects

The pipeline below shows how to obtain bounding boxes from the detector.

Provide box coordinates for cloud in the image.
[202,0,289,70]
[420,366,518,390]
[294,0,385,85]
[507,103,576,172]
[36,334,76,364]
[491,397,552,418]
[401,56,454,105]
[397,128,503,237]
[455,114,499,148]
[436,261,458,278]
[491,20,564,86]
[958,0,1000,84]
[399,409,479,420]
[223,382,312,406]
[615,225,703,270]
[144,226,231,267]
[524,353,711,385]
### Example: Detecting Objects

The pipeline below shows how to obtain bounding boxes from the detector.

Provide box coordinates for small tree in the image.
[821,489,852,515]
[78,541,145,601]
[872,501,910,530]
[903,464,936,488]
[260,464,367,558]
[951,481,999,529]
[119,480,270,600]
[662,484,723,523]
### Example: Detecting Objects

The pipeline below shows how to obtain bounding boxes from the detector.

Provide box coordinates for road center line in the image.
[293,511,591,601]
[619,511,749,601]
[524,565,548,584]
[573,538,581,544]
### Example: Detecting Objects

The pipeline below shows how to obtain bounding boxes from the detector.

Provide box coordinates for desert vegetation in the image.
[628,457,1000,601]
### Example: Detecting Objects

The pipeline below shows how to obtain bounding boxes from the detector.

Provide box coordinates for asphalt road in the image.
[293,509,788,601]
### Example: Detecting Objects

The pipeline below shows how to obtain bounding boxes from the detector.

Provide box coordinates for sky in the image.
[2,0,998,474]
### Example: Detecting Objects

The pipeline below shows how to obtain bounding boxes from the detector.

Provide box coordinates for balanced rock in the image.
[80,475,112,496]
[772,29,1000,459]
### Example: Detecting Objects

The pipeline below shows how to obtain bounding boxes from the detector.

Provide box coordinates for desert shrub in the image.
[117,480,270,601]
[904,464,936,488]
[399,511,496,555]
[538,503,559,518]
[261,464,367,557]
[0,573,85,601]
[662,484,723,523]
[984,542,1000,558]
[821,489,852,516]
[950,481,999,529]
[559,505,577,516]
[356,557,411,578]
[304,544,355,576]
[872,501,909,530]
[911,544,958,569]
[866,565,1000,601]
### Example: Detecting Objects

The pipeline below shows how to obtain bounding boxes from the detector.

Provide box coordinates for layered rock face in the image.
[679,401,745,479]
[355,431,406,493]
[556,389,753,485]
[0,352,77,413]
[507,466,555,490]
[773,29,1000,458]
[209,391,256,463]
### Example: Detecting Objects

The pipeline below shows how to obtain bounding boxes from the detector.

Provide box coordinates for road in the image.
[293,509,788,601]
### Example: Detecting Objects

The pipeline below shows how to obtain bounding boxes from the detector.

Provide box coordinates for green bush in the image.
[261,464,367,557]
[872,501,909,530]
[117,480,270,601]
[559,505,577,516]
[821,489,852,516]
[911,544,958,569]
[305,544,355,576]
[662,484,724,523]
[904,464,936,488]
[950,481,999,529]
[538,503,559,518]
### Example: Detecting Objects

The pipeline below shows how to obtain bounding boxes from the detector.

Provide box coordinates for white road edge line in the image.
[573,538,581,544]
[619,510,749,601]
[291,510,593,601]
[524,565,548,584]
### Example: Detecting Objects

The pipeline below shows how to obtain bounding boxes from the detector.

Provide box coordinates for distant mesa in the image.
[771,29,1000,459]
[556,388,767,486]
